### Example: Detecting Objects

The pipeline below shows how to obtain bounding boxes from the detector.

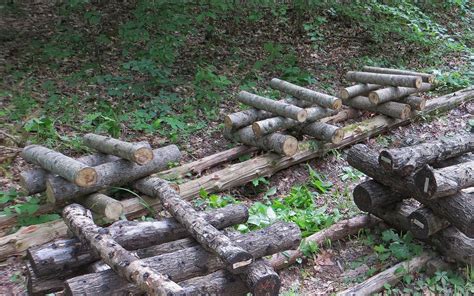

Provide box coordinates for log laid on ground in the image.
[76,193,124,221]
[21,145,97,187]
[408,206,450,239]
[379,133,474,176]
[338,83,380,100]
[225,126,298,156]
[299,122,345,144]
[347,144,474,238]
[342,96,412,119]
[26,262,78,296]
[237,91,308,122]
[368,83,432,105]
[414,161,474,199]
[45,145,181,203]
[83,133,153,165]
[321,108,361,124]
[353,180,405,212]
[397,95,426,111]
[269,78,342,109]
[362,66,435,83]
[346,71,423,88]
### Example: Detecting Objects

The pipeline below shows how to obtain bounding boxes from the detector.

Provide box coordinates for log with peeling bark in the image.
[362,66,435,83]
[63,204,183,295]
[76,193,124,221]
[348,144,474,238]
[298,122,344,144]
[346,71,423,88]
[237,91,308,122]
[379,133,474,176]
[83,133,153,165]
[21,145,98,187]
[397,95,426,111]
[353,180,405,212]
[320,108,361,124]
[408,206,450,239]
[46,145,181,203]
[269,78,342,109]
[338,83,381,100]
[414,161,474,199]
[368,83,432,105]
[342,96,412,119]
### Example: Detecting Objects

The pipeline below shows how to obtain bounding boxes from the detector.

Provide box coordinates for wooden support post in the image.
[362,66,435,83]
[346,71,423,88]
[343,96,412,119]
[368,83,432,105]
[76,193,124,221]
[408,206,450,239]
[338,83,380,100]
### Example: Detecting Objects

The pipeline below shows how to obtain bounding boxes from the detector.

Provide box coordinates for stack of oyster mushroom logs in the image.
[224,78,345,156]
[347,134,474,265]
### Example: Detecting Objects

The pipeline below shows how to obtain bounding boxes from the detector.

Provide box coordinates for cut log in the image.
[346,71,422,88]
[362,66,435,83]
[338,83,380,100]
[343,96,412,119]
[242,260,280,296]
[226,126,298,156]
[269,78,342,109]
[21,145,97,187]
[25,262,78,296]
[353,180,405,212]
[397,95,426,111]
[83,133,153,165]
[368,83,432,105]
[408,206,450,239]
[433,152,474,168]
[76,193,124,221]
[45,145,181,203]
[347,144,474,238]
[379,134,474,176]
[28,204,248,276]
[413,161,474,199]
[236,91,308,122]
[321,108,361,124]
[299,122,345,144]
[63,204,183,295]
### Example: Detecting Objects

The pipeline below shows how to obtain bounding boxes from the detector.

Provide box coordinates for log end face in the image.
[378,151,394,172]
[75,167,97,187]
[413,166,437,199]
[400,105,412,120]
[45,181,56,204]
[332,98,343,110]
[297,110,308,123]
[252,273,281,296]
[415,77,423,89]
[408,212,430,239]
[227,252,254,273]
[252,123,262,138]
[368,92,379,105]
[339,89,350,100]
[224,115,233,130]
[133,147,154,165]
[418,98,427,111]
[353,185,372,212]
[104,202,125,221]
[283,137,298,157]
[331,128,345,145]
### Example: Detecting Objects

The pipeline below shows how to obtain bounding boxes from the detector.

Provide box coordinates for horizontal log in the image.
[320,108,361,124]
[76,193,123,221]
[299,122,345,144]
[368,83,432,105]
[408,206,450,239]
[362,66,435,83]
[346,71,422,88]
[343,96,411,119]
[353,180,405,212]
[397,95,426,111]
[338,83,380,100]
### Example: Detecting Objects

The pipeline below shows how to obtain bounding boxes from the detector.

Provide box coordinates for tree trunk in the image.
[21,145,98,187]
[83,133,153,165]
[45,145,181,203]
[368,83,432,105]
[63,204,183,295]
[408,206,450,239]
[379,134,474,176]
[353,180,405,212]
[237,91,308,122]
[362,66,435,83]
[397,95,426,111]
[414,161,474,199]
[299,122,345,144]
[346,71,422,88]
[338,83,380,100]
[76,193,124,221]
[343,96,412,119]
[269,78,342,109]
[347,144,474,238]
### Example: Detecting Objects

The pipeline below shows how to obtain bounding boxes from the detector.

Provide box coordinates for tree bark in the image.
[338,83,380,100]
[21,145,98,187]
[45,145,181,203]
[83,133,153,165]
[408,206,450,239]
[379,133,474,176]
[397,95,426,111]
[76,193,124,221]
[343,96,412,119]
[63,204,183,295]
[414,161,474,199]
[269,78,342,109]
[368,83,432,105]
[320,108,361,124]
[25,262,78,296]
[362,66,435,83]
[237,91,308,122]
[346,71,422,88]
[353,180,405,212]
[433,152,474,168]
[299,122,345,144]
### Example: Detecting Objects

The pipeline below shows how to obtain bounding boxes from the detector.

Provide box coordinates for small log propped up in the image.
[368,83,432,105]
[346,71,423,88]
[342,96,411,119]
[338,83,380,100]
[361,66,435,83]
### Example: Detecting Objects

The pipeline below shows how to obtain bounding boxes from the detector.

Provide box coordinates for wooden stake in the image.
[362,66,435,83]
[346,71,423,88]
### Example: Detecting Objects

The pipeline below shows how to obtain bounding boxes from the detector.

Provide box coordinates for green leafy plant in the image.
[373,229,423,262]
[307,165,333,193]
[340,167,365,182]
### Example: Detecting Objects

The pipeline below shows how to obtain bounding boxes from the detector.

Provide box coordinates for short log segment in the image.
[21,145,97,187]
[237,91,308,122]
[353,180,405,212]
[414,161,474,199]
[62,204,183,295]
[269,78,342,109]
[408,207,450,239]
[299,122,345,144]
[338,83,380,100]
[346,71,422,88]
[76,193,124,221]
[397,95,426,111]
[83,133,153,165]
[362,66,435,83]
[45,145,181,203]
[368,83,432,105]
[379,134,474,176]
[342,96,411,119]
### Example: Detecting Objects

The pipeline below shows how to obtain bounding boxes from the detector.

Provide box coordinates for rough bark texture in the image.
[21,145,97,187]
[178,270,248,296]
[242,260,280,296]
[320,108,361,124]
[338,83,380,100]
[346,71,422,88]
[414,161,474,199]
[83,133,153,165]
[299,122,344,144]
[63,204,183,295]
[26,262,78,296]
[433,152,474,168]
[343,96,411,119]
[270,78,342,109]
[348,144,474,238]
[368,83,432,105]
[379,133,474,176]
[76,193,124,221]
[408,206,450,239]
[237,91,308,122]
[397,95,426,111]
[46,145,181,203]
[362,66,435,83]
[353,180,405,212]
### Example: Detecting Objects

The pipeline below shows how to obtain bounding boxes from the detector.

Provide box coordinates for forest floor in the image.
[0,1,473,295]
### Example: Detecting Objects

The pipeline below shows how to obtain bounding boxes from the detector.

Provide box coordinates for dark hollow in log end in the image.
[283,137,298,156]
[133,147,154,165]
[75,167,98,187]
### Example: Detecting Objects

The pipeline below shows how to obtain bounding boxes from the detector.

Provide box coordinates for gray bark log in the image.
[343,96,412,119]
[408,206,450,239]
[299,122,344,144]
[353,180,405,212]
[346,71,422,88]
[76,193,124,221]
[368,83,432,105]
[362,66,435,83]
[397,95,426,111]
[338,83,380,100]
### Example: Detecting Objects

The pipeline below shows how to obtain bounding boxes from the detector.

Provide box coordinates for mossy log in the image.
[362,66,435,83]
[368,83,432,105]
[76,193,124,221]
[346,71,422,88]
[343,96,411,119]
[408,206,450,239]
[338,83,380,100]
